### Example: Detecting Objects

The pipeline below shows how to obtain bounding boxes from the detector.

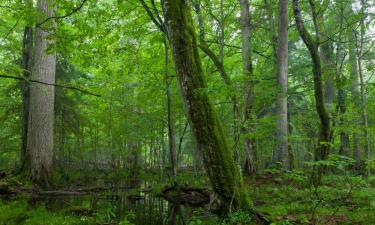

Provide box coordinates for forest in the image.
[0,0,375,224]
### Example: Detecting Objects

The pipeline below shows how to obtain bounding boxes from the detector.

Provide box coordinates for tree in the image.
[239,0,256,176]
[20,0,34,172]
[27,0,56,188]
[273,0,289,169]
[292,0,331,185]
[162,0,252,212]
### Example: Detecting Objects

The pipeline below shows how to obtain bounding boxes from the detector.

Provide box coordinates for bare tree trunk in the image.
[273,0,289,168]
[163,0,252,212]
[293,0,331,185]
[27,0,56,188]
[239,0,256,176]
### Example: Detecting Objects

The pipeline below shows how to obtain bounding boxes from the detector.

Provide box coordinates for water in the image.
[30,187,214,225]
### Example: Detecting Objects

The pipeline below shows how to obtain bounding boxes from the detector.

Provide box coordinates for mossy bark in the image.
[163,0,252,213]
[293,0,331,185]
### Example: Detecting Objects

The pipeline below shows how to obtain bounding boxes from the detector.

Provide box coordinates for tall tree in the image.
[273,0,289,168]
[164,35,177,181]
[347,13,362,166]
[162,0,252,212]
[20,0,34,172]
[355,0,370,162]
[293,0,331,185]
[239,0,256,175]
[27,0,56,188]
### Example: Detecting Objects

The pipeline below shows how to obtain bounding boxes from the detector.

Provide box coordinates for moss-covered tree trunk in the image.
[163,0,252,213]
[293,0,331,185]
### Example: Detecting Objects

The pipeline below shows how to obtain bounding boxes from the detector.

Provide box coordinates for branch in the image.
[198,42,231,86]
[150,0,165,30]
[0,74,100,97]
[139,0,165,33]
[292,0,317,53]
[3,21,19,39]
[36,0,89,28]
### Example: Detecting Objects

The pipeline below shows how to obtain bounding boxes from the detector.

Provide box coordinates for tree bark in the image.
[293,0,331,185]
[348,26,362,166]
[355,6,370,162]
[163,0,252,213]
[164,35,177,181]
[273,0,289,168]
[239,0,256,176]
[21,25,33,172]
[27,0,56,188]
[335,5,350,157]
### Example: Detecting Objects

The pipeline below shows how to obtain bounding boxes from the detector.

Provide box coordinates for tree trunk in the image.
[193,1,241,161]
[27,0,56,188]
[21,24,33,172]
[355,14,370,162]
[293,0,331,185]
[164,35,177,181]
[273,0,289,168]
[317,15,336,109]
[348,26,362,167]
[163,0,252,213]
[239,0,256,176]
[335,6,350,157]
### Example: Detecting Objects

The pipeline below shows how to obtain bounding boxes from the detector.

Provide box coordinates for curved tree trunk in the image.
[27,0,56,188]
[293,0,331,185]
[163,0,252,213]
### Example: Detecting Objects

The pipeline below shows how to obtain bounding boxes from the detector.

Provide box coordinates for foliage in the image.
[221,211,252,225]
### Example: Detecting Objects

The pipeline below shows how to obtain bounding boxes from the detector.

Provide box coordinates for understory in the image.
[1,168,375,225]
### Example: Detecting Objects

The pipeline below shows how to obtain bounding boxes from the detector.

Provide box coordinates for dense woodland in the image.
[1,0,375,224]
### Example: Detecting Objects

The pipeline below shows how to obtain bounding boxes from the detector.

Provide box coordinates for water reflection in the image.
[30,189,205,224]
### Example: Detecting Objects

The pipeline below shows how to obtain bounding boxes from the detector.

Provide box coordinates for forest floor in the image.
[0,169,374,225]
[248,171,375,225]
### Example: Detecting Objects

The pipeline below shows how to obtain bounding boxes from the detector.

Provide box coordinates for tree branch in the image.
[36,0,89,28]
[139,0,165,33]
[198,43,231,86]
[0,74,100,97]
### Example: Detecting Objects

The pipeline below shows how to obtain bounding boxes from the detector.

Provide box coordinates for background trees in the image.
[0,0,375,212]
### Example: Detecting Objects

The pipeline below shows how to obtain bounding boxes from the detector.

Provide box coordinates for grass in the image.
[0,197,87,225]
[250,171,375,224]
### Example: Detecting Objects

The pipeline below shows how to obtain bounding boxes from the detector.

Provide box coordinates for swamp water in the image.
[22,187,215,225]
